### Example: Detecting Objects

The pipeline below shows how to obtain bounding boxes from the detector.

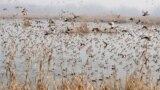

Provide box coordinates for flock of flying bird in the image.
[1,6,160,88]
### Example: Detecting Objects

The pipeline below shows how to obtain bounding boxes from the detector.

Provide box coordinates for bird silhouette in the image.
[108,22,117,29]
[142,11,149,16]
[140,36,151,41]
[129,18,134,21]
[21,8,27,16]
[142,25,148,30]
[92,28,100,32]
[136,19,141,24]
[15,6,23,9]
[2,8,7,11]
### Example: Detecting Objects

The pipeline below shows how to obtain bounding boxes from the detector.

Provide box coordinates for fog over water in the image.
[0,0,160,16]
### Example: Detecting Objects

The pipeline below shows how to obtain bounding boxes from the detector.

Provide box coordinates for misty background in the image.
[0,0,160,16]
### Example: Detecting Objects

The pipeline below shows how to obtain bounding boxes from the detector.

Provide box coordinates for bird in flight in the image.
[3,8,7,11]
[142,11,149,16]
[108,22,117,29]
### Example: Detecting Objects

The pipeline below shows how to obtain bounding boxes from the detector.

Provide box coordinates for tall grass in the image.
[1,48,160,90]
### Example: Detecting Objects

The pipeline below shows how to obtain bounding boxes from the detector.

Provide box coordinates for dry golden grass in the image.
[1,33,159,90]
[23,18,31,28]
[66,22,90,34]
[2,72,160,90]
[3,56,157,90]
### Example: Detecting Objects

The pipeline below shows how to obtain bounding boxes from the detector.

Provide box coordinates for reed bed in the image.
[1,64,160,90]
[0,45,159,90]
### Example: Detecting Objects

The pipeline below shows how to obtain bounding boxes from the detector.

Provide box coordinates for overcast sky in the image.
[1,0,160,16]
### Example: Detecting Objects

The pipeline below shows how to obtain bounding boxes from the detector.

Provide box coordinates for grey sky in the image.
[1,0,160,16]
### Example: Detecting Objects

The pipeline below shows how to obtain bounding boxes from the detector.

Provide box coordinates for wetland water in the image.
[0,19,160,87]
